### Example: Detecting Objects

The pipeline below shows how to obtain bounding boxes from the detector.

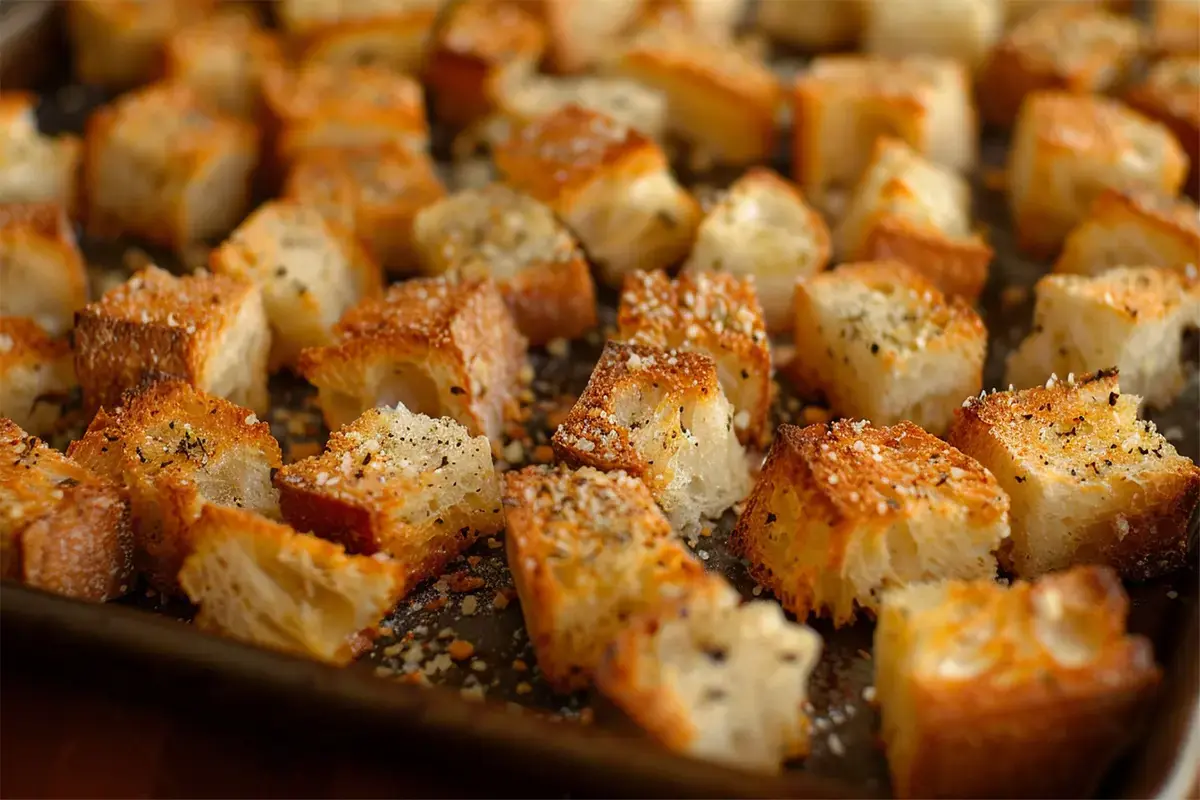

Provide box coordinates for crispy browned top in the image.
[620,25,782,104]
[1037,265,1199,322]
[617,270,768,351]
[1021,91,1163,154]
[79,266,255,335]
[335,276,493,348]
[434,0,546,62]
[1093,188,1200,237]
[285,143,445,211]
[0,202,73,239]
[262,62,425,123]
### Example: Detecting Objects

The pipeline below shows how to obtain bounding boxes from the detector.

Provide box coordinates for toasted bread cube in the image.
[0,94,82,215]
[791,262,986,435]
[0,203,88,337]
[503,464,719,691]
[836,138,993,303]
[1055,190,1200,276]
[732,421,1009,626]
[1004,0,1119,25]
[277,0,441,74]
[68,378,282,593]
[282,144,446,276]
[411,184,597,345]
[616,271,771,446]
[792,56,976,208]
[487,72,669,141]
[1154,0,1200,56]
[0,318,76,439]
[875,567,1161,799]
[1008,92,1189,257]
[756,0,861,49]
[607,27,782,165]
[67,0,214,90]
[551,341,750,531]
[533,0,643,74]
[298,277,527,450]
[494,105,700,286]
[597,587,823,772]
[1126,58,1200,198]
[684,168,830,333]
[276,405,502,587]
[74,266,270,415]
[862,0,1002,69]
[209,202,384,371]
[83,83,259,249]
[0,420,133,601]
[630,0,748,42]
[948,370,1200,580]
[180,504,406,664]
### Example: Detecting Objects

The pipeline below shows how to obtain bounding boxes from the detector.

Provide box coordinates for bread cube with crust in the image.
[502,464,719,691]
[616,270,771,447]
[275,405,502,588]
[875,566,1161,799]
[1056,190,1200,276]
[298,277,528,451]
[411,184,597,345]
[862,0,1003,69]
[0,318,76,438]
[494,105,700,287]
[836,138,993,303]
[534,0,643,74]
[1008,92,1189,258]
[683,168,830,333]
[791,262,987,435]
[0,420,133,601]
[209,201,384,371]
[0,94,82,215]
[74,266,271,415]
[83,83,259,249]
[1126,58,1200,198]
[756,0,861,50]
[0,203,88,337]
[179,504,406,665]
[278,0,441,74]
[551,341,750,532]
[1153,0,1200,56]
[947,370,1200,580]
[486,72,669,142]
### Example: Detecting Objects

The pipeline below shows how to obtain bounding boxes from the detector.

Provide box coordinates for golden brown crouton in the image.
[732,421,1009,626]
[1153,0,1200,56]
[755,0,861,49]
[0,419,133,601]
[1055,190,1200,277]
[1126,58,1200,198]
[278,0,441,74]
[179,504,407,665]
[947,370,1200,580]
[1004,0,1121,25]
[73,266,271,415]
[534,0,644,74]
[0,93,82,215]
[862,0,1003,69]
[0,203,88,337]
[0,318,76,439]
[875,566,1161,799]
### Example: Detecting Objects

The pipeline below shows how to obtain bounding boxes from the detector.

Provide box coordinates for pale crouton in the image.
[534,0,644,74]
[597,587,823,772]
[1153,0,1200,56]
[683,168,830,333]
[0,94,82,215]
[411,184,597,345]
[494,105,700,286]
[792,56,976,208]
[755,0,861,50]
[875,567,1161,799]
[862,0,1003,69]
[1055,190,1200,276]
[947,370,1200,580]
[282,144,446,276]
[836,138,993,303]
[163,11,285,119]
[486,71,669,142]
[616,270,771,446]
[179,504,406,664]
[280,0,441,74]
[791,262,987,435]
[502,464,719,691]
[67,378,282,593]
[73,266,271,415]
[275,405,502,588]
[83,83,259,249]
[1007,92,1188,258]
[0,203,88,337]
[732,420,1009,626]
[209,201,384,371]
[298,277,527,451]
[551,341,750,532]
[0,318,75,439]
[1126,58,1200,198]
[0,419,132,601]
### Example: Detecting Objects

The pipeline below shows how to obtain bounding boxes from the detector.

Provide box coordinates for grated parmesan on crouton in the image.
[1055,190,1200,277]
[0,93,82,215]
[0,317,76,439]
[0,202,88,337]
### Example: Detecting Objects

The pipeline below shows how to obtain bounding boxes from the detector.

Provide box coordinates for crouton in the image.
[487,71,669,141]
[862,0,1003,69]
[0,419,132,601]
[534,0,644,74]
[1153,0,1200,56]
[1004,0,1118,25]
[792,56,976,208]
[947,370,1200,580]
[597,586,822,772]
[179,504,406,664]
[755,0,861,50]
[836,138,993,303]
[616,270,771,446]
[282,144,446,276]
[502,464,719,691]
[279,0,441,74]
[732,421,1009,626]
[411,184,597,345]
[0,94,82,215]
[0,318,75,439]
[298,277,527,451]
[0,203,88,337]
[68,378,282,593]
[791,262,987,435]
[683,168,830,333]
[1055,190,1200,277]
[83,83,259,249]
[629,0,748,42]
[275,405,502,588]
[1126,57,1200,198]
[209,201,384,371]
[875,566,1161,799]
[551,341,750,532]
[1007,92,1188,258]
[494,105,700,286]
[73,266,271,415]
[0,92,38,141]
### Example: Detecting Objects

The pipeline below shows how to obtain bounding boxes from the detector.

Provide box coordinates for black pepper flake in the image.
[450,386,465,395]
[765,512,777,524]
[740,369,749,380]
[1015,475,1026,483]
[1109,391,1119,406]
[870,343,879,355]
[362,453,372,465]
